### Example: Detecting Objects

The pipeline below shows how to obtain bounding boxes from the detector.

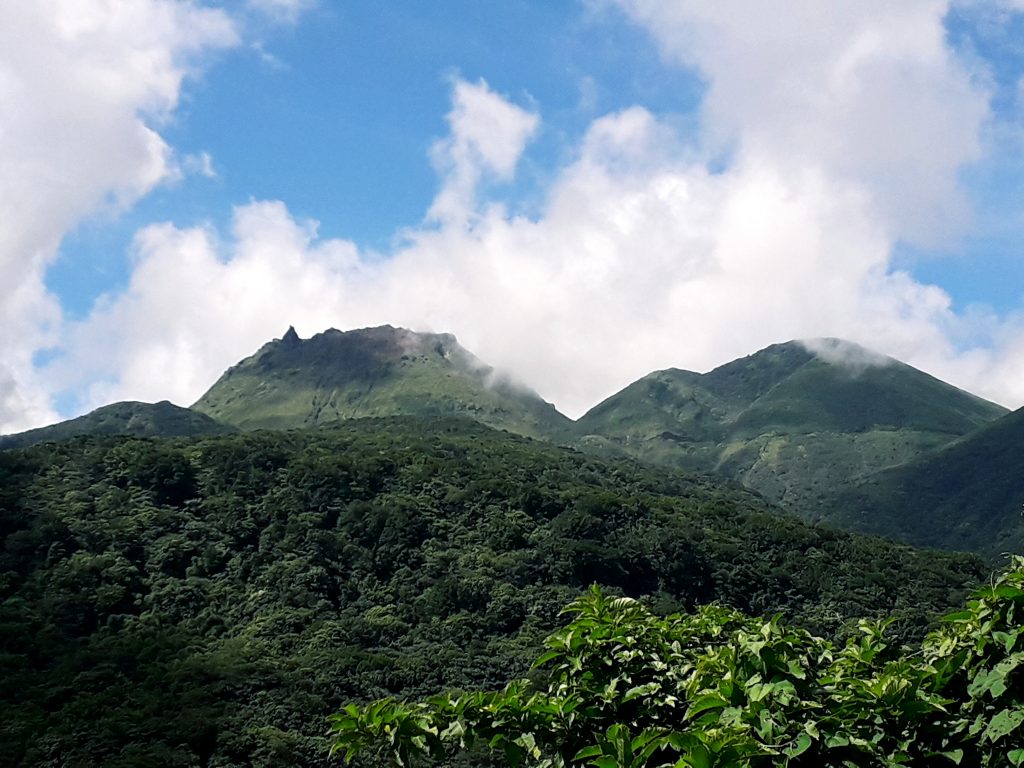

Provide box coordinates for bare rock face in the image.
[281,326,301,347]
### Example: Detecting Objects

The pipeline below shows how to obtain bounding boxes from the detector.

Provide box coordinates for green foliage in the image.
[0,399,231,449]
[0,418,991,765]
[830,406,1024,559]
[192,325,572,438]
[572,341,1008,546]
[332,558,1024,767]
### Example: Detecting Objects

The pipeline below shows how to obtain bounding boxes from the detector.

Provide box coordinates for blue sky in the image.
[4,0,1024,430]
[48,1,706,315]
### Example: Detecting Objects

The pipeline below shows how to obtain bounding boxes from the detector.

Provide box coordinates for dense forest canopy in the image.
[332,560,1024,767]
[0,418,995,765]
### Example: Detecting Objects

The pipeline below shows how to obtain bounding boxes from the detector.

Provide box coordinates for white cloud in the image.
[181,151,217,179]
[427,78,540,226]
[0,0,237,431]
[50,202,362,410]
[245,0,314,26]
[611,0,988,247]
[28,4,1024,425]
[47,95,1024,419]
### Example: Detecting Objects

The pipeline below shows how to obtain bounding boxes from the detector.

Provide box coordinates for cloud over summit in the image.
[6,1,1024,429]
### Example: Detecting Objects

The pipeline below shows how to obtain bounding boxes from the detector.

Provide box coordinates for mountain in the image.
[0,329,1014,761]
[829,406,1024,558]
[192,325,571,439]
[0,399,231,449]
[4,330,1015,556]
[0,417,990,765]
[574,339,1008,523]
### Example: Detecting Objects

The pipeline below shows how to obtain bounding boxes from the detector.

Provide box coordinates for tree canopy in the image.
[332,558,1024,767]
[0,418,994,765]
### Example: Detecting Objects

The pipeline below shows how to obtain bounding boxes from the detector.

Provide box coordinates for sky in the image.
[3,0,1024,431]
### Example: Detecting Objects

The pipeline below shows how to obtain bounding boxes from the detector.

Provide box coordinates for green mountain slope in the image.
[829,406,1024,558]
[0,400,232,449]
[0,418,989,766]
[575,339,1007,522]
[192,325,571,439]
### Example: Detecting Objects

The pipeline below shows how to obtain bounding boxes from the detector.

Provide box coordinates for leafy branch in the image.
[331,558,1024,767]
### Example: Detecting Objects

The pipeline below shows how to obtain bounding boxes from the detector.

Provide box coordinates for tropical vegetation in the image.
[0,418,990,765]
[332,557,1024,767]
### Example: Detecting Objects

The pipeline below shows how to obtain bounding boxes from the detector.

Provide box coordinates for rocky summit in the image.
[190,325,572,439]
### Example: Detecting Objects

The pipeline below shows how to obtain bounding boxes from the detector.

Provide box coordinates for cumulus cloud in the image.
[427,78,540,226]
[25,2,1024,425]
[50,202,362,409]
[611,0,988,247]
[46,94,1022,418]
[0,0,237,431]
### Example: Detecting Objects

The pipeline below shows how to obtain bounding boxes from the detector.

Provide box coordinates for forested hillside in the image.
[574,340,1007,529]
[0,418,990,766]
[829,406,1024,558]
[0,400,232,450]
[5,330,1020,559]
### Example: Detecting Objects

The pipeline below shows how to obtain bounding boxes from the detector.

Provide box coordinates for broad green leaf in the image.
[784,732,812,758]
[623,682,660,703]
[685,693,728,719]
[746,682,771,702]
[942,610,973,623]
[533,650,562,668]
[983,708,1024,743]
[574,745,604,760]
[992,585,1024,600]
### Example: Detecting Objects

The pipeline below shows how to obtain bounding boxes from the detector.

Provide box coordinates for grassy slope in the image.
[0,400,232,449]
[574,341,1008,528]
[192,326,571,440]
[829,406,1024,558]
